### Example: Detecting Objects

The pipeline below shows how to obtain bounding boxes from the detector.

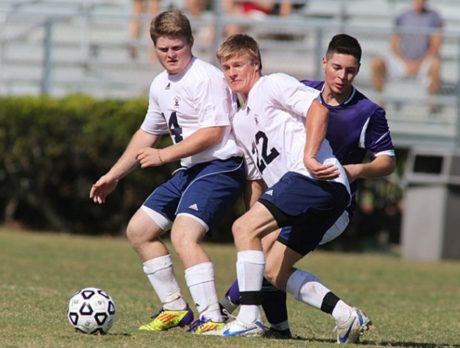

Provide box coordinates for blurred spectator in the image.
[224,1,295,36]
[129,0,160,59]
[185,0,209,17]
[185,0,214,48]
[371,0,443,109]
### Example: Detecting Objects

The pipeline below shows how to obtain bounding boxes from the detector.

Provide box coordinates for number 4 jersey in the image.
[141,57,243,168]
[232,73,349,192]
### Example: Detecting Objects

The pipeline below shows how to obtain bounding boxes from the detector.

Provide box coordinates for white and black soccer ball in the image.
[67,287,116,334]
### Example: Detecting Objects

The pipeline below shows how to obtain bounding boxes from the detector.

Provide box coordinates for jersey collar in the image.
[320,83,356,107]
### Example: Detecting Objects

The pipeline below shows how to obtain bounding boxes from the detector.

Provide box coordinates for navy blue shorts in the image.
[142,157,245,232]
[259,172,350,255]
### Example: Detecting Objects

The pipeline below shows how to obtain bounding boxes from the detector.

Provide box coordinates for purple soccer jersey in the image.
[302,80,395,214]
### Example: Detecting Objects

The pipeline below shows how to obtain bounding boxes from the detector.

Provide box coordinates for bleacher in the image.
[1,0,460,148]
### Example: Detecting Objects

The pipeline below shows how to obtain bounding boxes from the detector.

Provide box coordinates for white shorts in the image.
[384,53,433,86]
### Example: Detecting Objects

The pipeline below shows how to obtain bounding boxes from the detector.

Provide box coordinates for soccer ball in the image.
[67,287,116,334]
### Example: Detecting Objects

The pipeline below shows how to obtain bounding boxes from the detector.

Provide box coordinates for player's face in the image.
[322,53,360,97]
[155,36,193,75]
[220,54,260,98]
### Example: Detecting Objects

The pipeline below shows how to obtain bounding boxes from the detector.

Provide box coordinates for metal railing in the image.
[1,1,460,148]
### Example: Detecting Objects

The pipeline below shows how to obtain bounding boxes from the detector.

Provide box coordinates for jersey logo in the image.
[174,96,180,108]
[165,82,171,90]
[188,203,199,211]
[265,190,273,196]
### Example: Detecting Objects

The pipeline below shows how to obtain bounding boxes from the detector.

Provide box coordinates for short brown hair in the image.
[216,34,262,71]
[150,10,193,45]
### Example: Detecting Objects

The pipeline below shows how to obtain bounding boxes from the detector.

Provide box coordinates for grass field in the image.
[1,227,459,348]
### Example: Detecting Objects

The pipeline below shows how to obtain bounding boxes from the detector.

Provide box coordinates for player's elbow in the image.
[373,155,396,177]
[385,156,397,176]
[205,126,225,146]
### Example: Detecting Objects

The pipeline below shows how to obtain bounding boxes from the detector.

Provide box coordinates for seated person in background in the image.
[371,0,443,108]
[185,0,209,17]
[129,0,160,60]
[185,0,215,48]
[224,0,294,36]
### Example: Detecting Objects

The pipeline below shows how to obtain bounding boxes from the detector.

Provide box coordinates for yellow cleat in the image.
[139,306,193,331]
[188,317,225,335]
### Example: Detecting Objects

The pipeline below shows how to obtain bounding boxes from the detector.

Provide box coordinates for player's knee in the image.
[125,218,142,246]
[126,216,154,248]
[232,217,250,242]
[170,229,193,255]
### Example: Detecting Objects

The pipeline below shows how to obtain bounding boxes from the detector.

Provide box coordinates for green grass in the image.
[1,228,459,348]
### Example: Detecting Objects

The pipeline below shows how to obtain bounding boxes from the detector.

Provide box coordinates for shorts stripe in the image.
[141,205,172,231]
[176,212,209,231]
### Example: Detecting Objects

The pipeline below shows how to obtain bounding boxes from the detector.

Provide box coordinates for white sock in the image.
[332,300,353,324]
[236,250,265,324]
[185,262,222,322]
[286,269,330,309]
[143,255,187,310]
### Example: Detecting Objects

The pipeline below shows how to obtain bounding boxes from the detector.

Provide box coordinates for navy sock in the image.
[261,278,288,326]
[321,291,340,314]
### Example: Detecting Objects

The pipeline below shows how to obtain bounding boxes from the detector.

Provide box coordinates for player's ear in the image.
[321,56,327,71]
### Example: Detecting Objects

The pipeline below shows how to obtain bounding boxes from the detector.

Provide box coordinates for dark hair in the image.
[326,34,362,63]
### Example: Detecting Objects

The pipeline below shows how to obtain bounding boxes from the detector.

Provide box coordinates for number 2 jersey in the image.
[232,73,350,193]
[140,57,243,168]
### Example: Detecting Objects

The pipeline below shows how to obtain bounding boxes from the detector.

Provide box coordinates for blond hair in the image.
[217,34,262,71]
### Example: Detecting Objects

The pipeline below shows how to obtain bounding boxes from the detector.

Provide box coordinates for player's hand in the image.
[136,147,163,168]
[89,175,118,204]
[304,157,339,180]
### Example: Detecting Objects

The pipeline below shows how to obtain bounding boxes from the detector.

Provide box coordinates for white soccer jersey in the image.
[232,73,349,192]
[141,57,243,168]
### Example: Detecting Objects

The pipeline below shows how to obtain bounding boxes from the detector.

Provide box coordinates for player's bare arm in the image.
[304,100,339,180]
[344,154,396,183]
[137,126,225,168]
[90,129,160,203]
